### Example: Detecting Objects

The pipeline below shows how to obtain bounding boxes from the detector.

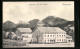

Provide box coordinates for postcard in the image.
[3,1,74,48]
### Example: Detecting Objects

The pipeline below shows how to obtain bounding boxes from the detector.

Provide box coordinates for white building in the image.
[70,26,74,33]
[52,27,66,43]
[11,32,16,39]
[66,34,73,42]
[70,27,74,30]
[16,28,32,43]
[32,27,67,43]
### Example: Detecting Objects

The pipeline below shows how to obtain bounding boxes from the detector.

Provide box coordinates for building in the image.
[16,28,32,43]
[70,26,74,33]
[66,34,73,42]
[70,27,74,30]
[52,27,66,43]
[5,31,10,38]
[32,27,67,43]
[11,32,16,39]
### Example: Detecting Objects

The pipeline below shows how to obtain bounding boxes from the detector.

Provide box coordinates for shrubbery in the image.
[3,39,26,47]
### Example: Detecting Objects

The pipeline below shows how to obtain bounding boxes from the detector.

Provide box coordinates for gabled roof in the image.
[70,27,74,30]
[17,28,32,33]
[37,27,54,33]
[66,34,72,38]
[37,27,66,33]
[52,27,66,33]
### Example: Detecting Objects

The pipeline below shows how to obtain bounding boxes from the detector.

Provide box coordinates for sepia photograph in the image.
[3,1,74,48]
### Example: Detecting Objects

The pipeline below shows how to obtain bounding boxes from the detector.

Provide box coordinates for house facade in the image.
[52,27,66,43]
[32,27,67,43]
[70,26,74,33]
[16,28,32,43]
[66,35,73,42]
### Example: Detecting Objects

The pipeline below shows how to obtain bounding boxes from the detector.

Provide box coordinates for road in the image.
[3,42,74,48]
[26,42,74,47]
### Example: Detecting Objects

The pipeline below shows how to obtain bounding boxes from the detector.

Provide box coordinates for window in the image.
[45,35,46,37]
[45,40,46,42]
[50,40,51,42]
[57,35,58,37]
[59,35,61,37]
[53,40,55,42]
[68,40,70,42]
[64,39,65,41]
[53,35,54,37]
[60,39,61,41]
[50,35,52,37]
[48,40,49,42]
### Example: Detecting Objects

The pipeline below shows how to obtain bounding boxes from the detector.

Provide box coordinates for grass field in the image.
[3,39,27,47]
[27,42,74,47]
[3,39,74,48]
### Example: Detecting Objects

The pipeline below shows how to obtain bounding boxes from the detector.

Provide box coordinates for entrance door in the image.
[68,40,71,42]
[50,40,55,43]
[52,40,55,43]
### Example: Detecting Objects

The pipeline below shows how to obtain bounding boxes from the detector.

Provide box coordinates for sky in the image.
[3,1,74,24]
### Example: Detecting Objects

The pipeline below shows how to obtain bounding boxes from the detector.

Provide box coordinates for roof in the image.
[5,32,10,35]
[37,27,54,33]
[66,34,72,38]
[11,32,16,35]
[37,27,66,33]
[70,27,74,30]
[52,27,66,33]
[17,28,32,33]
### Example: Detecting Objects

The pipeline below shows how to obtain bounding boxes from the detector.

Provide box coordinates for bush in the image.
[3,39,26,47]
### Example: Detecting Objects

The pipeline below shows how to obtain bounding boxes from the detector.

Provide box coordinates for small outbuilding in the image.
[16,28,32,43]
[66,34,73,42]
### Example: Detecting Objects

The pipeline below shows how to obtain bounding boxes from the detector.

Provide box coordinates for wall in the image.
[22,34,32,43]
[55,32,66,42]
[43,33,56,43]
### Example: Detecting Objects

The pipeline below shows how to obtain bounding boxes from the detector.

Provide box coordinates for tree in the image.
[64,26,74,41]
[16,22,29,28]
[36,35,39,43]
[3,21,17,32]
[42,16,68,27]
[3,31,6,39]
[42,16,55,27]
[7,31,12,39]
[28,19,39,31]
